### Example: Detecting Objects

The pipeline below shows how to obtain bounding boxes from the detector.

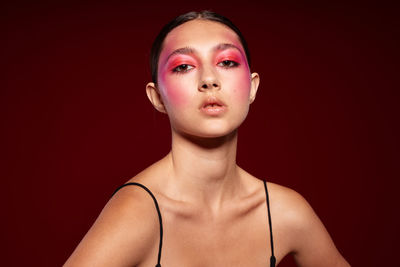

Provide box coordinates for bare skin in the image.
[65,20,350,267]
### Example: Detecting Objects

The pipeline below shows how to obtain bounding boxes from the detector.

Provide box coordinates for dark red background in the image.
[2,1,399,266]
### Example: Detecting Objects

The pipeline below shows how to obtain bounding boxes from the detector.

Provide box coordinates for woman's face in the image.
[156,19,259,138]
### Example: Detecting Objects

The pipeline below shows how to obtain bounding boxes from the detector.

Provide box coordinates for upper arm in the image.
[64,186,160,267]
[277,188,350,267]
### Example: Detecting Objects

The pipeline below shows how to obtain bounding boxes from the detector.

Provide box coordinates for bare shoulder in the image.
[267,182,314,228]
[266,182,350,266]
[64,181,160,267]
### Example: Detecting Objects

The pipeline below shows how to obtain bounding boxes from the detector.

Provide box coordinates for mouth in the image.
[203,103,223,108]
[200,97,227,115]
[201,96,226,108]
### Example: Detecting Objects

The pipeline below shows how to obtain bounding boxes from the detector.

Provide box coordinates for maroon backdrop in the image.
[2,1,399,266]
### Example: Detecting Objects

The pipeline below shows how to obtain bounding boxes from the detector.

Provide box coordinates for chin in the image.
[172,116,246,140]
[181,124,239,140]
[196,131,234,139]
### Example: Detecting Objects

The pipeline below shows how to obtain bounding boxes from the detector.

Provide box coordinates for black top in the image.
[112,180,276,267]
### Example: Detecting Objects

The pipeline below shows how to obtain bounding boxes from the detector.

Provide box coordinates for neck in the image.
[165,129,242,211]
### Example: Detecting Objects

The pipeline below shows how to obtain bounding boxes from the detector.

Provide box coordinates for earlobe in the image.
[146,82,167,114]
[249,72,260,104]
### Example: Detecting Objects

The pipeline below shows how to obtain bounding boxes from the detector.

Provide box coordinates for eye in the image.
[218,60,239,68]
[172,64,194,73]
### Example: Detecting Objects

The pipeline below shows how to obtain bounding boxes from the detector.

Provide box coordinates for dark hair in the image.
[150,10,251,84]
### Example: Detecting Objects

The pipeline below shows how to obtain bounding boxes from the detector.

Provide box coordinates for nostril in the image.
[213,83,218,87]
[202,84,208,89]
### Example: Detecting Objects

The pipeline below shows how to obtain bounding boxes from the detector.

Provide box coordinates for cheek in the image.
[229,68,252,101]
[238,73,252,99]
[158,72,193,108]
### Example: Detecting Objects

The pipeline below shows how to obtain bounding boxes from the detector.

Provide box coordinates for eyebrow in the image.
[165,43,242,62]
[214,43,242,53]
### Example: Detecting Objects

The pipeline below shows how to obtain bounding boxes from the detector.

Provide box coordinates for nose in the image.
[198,68,221,92]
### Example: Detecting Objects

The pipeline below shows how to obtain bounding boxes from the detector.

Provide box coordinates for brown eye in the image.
[172,64,194,73]
[218,60,239,68]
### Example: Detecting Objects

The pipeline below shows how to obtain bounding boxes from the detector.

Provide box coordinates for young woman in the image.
[65,11,350,267]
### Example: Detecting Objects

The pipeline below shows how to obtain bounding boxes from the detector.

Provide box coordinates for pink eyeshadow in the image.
[215,51,243,63]
[166,56,197,70]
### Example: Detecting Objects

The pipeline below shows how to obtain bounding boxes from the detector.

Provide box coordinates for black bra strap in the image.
[263,180,276,267]
[112,182,163,267]
[112,181,274,267]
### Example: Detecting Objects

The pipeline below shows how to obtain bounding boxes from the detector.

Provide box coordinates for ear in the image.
[146,82,167,114]
[249,72,260,104]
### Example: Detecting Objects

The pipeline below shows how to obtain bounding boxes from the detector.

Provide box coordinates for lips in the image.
[200,96,225,108]
[200,96,227,115]
[204,103,223,108]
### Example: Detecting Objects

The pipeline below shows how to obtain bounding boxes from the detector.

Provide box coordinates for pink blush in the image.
[158,69,192,108]
[236,73,252,99]
[224,66,252,101]
[216,50,251,99]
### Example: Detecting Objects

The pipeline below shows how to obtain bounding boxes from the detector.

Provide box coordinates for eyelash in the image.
[172,64,194,73]
[171,60,239,74]
[217,60,240,68]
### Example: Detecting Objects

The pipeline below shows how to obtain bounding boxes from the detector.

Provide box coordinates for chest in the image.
[159,204,272,267]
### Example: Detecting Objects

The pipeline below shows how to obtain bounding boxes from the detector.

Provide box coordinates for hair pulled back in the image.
[150,10,251,84]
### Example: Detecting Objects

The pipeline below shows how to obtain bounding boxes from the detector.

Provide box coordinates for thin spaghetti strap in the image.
[263,180,276,267]
[112,182,163,267]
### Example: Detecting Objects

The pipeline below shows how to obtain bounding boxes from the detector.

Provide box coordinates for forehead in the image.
[161,19,243,56]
